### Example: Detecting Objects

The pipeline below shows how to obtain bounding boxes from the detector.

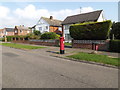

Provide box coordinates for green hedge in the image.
[0,38,5,41]
[6,35,29,41]
[41,32,60,40]
[69,20,112,40]
[26,33,40,40]
[109,40,120,53]
[6,36,14,41]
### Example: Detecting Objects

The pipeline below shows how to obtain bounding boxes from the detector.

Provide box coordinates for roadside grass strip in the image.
[0,43,45,50]
[65,42,71,46]
[67,52,120,66]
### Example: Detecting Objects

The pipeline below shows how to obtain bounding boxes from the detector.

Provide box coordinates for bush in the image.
[41,32,60,39]
[109,40,120,53]
[69,20,112,40]
[33,30,41,36]
[0,38,5,41]
[26,33,40,40]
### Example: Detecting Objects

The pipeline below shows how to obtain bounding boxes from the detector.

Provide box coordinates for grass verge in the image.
[67,52,120,66]
[65,42,71,46]
[0,43,45,50]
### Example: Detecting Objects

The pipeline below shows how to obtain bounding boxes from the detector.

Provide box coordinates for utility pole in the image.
[80,7,82,14]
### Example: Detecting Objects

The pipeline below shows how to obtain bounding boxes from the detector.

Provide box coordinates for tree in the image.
[110,22,120,39]
[33,30,41,36]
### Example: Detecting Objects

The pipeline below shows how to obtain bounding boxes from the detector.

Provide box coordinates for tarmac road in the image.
[2,46,118,88]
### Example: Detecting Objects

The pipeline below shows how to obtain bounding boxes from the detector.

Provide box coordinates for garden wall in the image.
[12,39,59,46]
[72,40,110,51]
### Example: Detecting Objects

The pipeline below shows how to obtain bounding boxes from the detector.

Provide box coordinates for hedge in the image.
[109,40,120,53]
[69,20,112,40]
[0,38,5,41]
[6,35,29,41]
[26,33,40,40]
[41,32,60,40]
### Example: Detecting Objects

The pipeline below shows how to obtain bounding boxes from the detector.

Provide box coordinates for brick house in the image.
[0,28,14,37]
[14,25,32,35]
[35,16,62,35]
[0,29,5,37]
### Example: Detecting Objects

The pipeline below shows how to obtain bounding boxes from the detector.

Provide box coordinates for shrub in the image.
[26,33,40,40]
[41,32,60,39]
[109,40,120,53]
[33,30,41,36]
[0,38,5,41]
[69,20,112,40]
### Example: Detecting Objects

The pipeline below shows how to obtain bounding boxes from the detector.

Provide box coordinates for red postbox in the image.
[60,37,65,54]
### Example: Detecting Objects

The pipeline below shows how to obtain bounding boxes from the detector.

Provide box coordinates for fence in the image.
[72,40,110,51]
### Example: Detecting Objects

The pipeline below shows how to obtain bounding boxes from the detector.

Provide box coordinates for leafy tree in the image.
[110,22,120,39]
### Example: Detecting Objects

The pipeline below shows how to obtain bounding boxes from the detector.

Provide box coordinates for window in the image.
[46,26,48,29]
[65,34,72,40]
[27,31,30,33]
[64,25,70,30]
[15,30,17,33]
[39,27,42,30]
[20,30,22,33]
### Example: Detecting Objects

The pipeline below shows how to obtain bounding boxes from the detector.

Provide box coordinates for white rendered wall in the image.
[35,18,49,33]
[97,11,105,22]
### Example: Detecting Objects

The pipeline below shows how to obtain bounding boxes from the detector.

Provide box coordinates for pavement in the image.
[2,45,119,88]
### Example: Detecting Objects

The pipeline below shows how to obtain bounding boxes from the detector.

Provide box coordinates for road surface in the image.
[2,46,118,88]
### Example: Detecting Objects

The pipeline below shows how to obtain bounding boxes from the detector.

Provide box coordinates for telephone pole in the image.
[80,7,82,14]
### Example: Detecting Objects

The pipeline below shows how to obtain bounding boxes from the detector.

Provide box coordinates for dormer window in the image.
[46,26,48,29]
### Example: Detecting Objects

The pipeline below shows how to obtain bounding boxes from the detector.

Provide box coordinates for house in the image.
[0,28,14,37]
[61,10,106,42]
[14,25,32,36]
[0,29,5,37]
[35,16,62,35]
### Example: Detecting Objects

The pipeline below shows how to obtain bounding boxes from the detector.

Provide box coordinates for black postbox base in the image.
[60,50,65,54]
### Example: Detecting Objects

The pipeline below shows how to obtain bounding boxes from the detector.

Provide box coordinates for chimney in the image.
[50,16,53,20]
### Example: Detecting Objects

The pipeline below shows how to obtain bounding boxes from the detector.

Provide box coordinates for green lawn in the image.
[65,42,71,46]
[67,52,120,66]
[0,43,45,50]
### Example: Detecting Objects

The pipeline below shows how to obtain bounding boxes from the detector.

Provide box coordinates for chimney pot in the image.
[50,16,53,20]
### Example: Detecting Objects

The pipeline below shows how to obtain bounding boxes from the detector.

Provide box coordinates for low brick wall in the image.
[12,39,59,46]
[72,40,110,51]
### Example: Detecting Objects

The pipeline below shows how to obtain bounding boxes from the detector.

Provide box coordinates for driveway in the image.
[2,46,118,88]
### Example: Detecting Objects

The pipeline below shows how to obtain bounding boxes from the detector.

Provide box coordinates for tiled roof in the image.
[5,28,14,32]
[15,26,31,31]
[41,17,62,27]
[62,10,103,25]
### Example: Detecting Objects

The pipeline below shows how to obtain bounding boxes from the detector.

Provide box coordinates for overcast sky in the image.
[0,2,118,28]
